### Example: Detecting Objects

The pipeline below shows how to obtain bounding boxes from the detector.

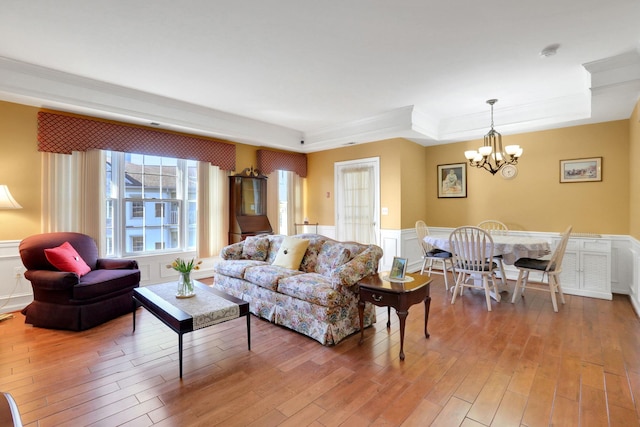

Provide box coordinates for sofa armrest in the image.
[24,270,79,291]
[332,245,383,287]
[97,258,139,270]
[220,242,245,260]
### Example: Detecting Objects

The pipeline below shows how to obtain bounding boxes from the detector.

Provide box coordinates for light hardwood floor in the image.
[1,275,640,426]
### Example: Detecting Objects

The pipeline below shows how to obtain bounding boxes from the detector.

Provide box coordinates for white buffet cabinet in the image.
[554,236,612,300]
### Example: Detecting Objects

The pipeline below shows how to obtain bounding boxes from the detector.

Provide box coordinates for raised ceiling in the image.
[1,0,639,153]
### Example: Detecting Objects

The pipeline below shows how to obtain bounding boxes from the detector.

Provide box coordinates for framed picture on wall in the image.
[438,163,467,198]
[560,157,602,183]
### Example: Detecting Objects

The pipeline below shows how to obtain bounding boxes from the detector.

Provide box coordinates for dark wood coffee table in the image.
[358,272,432,360]
[133,280,250,378]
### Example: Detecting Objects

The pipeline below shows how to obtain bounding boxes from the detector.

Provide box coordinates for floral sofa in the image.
[213,234,383,345]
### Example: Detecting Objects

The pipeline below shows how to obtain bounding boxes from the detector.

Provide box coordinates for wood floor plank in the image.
[490,390,527,427]
[466,371,510,425]
[1,275,639,426]
[429,396,471,427]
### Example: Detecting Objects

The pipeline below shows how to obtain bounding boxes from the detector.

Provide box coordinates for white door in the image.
[334,157,380,244]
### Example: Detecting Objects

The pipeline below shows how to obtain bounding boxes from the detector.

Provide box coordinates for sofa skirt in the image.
[213,273,375,345]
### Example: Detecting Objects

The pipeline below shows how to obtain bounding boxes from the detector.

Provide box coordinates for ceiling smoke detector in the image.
[540,43,560,58]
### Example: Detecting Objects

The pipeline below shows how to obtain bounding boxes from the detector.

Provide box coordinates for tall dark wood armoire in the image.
[228,167,273,244]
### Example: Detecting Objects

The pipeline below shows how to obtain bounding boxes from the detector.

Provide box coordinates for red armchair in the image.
[19,232,140,331]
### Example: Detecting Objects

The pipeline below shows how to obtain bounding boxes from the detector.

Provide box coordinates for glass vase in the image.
[176,271,195,298]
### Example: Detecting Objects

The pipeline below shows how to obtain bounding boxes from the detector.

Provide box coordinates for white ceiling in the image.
[1,0,639,153]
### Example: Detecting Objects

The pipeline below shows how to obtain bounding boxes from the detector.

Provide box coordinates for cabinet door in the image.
[581,251,611,293]
[559,249,579,291]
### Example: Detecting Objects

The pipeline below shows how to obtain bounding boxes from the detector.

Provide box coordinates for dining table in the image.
[424,232,552,298]
[423,233,551,266]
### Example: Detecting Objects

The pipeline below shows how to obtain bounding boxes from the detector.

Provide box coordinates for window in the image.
[132,201,144,218]
[106,151,197,256]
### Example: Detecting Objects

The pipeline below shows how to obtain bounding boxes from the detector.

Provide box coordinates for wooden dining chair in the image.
[477,220,508,287]
[449,226,500,311]
[0,392,23,427]
[511,226,572,312]
[415,220,456,290]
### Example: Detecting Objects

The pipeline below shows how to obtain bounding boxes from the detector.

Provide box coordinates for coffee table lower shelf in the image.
[132,280,250,378]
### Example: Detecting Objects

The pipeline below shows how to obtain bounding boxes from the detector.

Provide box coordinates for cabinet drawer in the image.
[360,288,398,307]
[580,240,611,252]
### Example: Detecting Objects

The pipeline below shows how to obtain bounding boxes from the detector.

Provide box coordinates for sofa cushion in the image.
[272,236,310,270]
[73,269,139,300]
[241,235,270,261]
[299,235,326,273]
[277,273,346,308]
[44,241,92,277]
[315,242,352,276]
[243,264,304,291]
[214,259,268,279]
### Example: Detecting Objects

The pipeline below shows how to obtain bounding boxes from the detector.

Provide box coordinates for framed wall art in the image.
[438,163,467,198]
[560,157,602,183]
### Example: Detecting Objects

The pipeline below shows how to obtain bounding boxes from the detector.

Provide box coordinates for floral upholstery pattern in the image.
[299,235,327,273]
[213,233,383,345]
[277,273,347,307]
[241,235,270,261]
[214,259,267,279]
[316,242,351,276]
[244,264,303,291]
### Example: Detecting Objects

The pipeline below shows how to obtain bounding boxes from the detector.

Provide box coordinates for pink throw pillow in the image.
[44,241,92,276]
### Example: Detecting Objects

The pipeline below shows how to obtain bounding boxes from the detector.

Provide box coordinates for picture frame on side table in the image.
[438,163,467,198]
[560,157,602,183]
[389,257,408,280]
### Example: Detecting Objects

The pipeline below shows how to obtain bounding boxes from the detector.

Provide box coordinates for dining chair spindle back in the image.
[449,226,500,311]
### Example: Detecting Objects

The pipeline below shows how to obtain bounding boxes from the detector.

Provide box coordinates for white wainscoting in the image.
[0,241,33,315]
[395,227,637,313]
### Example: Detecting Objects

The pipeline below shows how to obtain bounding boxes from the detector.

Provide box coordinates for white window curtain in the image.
[266,172,279,233]
[336,164,377,244]
[289,172,303,235]
[197,162,229,258]
[266,170,304,235]
[42,152,227,258]
[41,150,105,252]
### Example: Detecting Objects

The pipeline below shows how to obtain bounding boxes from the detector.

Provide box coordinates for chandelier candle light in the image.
[464,99,523,175]
[167,257,202,298]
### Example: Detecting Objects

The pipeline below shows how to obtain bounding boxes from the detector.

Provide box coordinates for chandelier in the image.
[464,99,523,175]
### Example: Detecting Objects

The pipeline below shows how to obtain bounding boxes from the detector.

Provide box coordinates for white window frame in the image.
[106,151,197,257]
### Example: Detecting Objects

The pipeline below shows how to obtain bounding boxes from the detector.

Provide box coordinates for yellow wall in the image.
[424,120,630,234]
[0,101,41,240]
[0,98,637,239]
[630,101,640,239]
[307,138,420,229]
[308,120,630,234]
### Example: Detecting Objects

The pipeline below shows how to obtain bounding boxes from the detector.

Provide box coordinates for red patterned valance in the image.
[257,149,307,177]
[37,111,236,170]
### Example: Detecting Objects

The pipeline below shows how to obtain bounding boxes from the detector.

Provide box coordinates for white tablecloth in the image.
[424,234,551,265]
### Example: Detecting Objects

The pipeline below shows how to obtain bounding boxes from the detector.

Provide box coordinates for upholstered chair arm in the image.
[24,270,79,291]
[220,242,245,260]
[332,245,384,288]
[97,258,139,270]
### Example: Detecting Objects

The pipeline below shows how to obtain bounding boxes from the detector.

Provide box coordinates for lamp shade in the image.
[0,185,22,209]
